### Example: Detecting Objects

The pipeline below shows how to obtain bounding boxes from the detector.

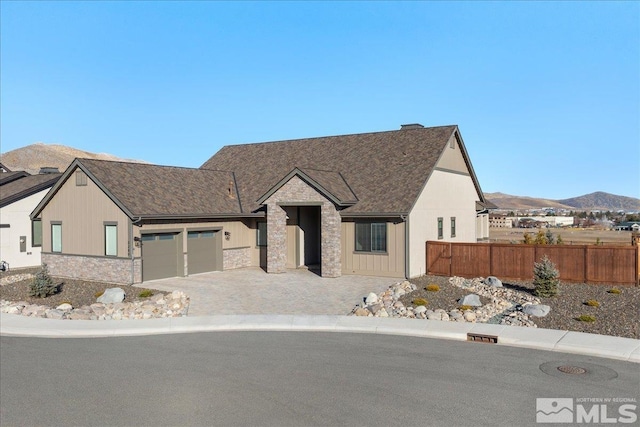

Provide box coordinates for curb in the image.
[2,312,639,363]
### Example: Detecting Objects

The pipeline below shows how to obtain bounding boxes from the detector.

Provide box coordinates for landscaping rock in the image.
[484,276,503,288]
[354,307,369,316]
[458,294,482,307]
[97,288,125,304]
[414,305,427,315]
[523,304,551,317]
[365,292,378,304]
[56,303,73,311]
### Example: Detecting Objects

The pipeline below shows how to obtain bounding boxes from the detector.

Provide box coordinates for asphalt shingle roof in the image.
[0,173,61,208]
[201,125,459,214]
[77,159,242,217]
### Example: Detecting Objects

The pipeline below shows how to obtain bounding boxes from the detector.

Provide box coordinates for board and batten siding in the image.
[341,220,405,278]
[40,169,130,257]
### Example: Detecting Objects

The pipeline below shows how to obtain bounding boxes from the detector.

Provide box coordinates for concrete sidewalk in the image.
[2,312,639,363]
[138,267,396,316]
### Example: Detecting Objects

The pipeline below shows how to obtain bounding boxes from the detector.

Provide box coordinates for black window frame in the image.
[256,222,267,247]
[355,221,387,253]
[450,217,456,238]
[437,217,443,240]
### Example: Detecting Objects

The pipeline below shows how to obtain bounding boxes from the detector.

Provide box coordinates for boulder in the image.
[97,288,126,304]
[414,305,427,315]
[354,308,370,317]
[458,294,482,307]
[364,292,378,304]
[56,303,73,311]
[523,304,551,317]
[484,276,503,288]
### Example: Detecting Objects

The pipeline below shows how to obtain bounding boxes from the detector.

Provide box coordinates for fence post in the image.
[584,245,590,284]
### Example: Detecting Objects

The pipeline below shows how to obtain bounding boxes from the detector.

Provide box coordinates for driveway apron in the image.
[137,268,396,316]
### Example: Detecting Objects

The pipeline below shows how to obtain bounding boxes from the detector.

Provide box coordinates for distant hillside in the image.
[0,143,147,175]
[558,192,640,211]
[486,191,640,211]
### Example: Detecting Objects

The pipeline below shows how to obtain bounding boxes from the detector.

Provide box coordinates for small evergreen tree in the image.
[533,255,560,297]
[545,229,556,245]
[29,263,58,298]
[523,232,534,244]
[556,234,564,245]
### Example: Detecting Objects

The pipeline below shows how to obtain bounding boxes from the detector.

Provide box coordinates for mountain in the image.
[0,143,146,175]
[558,192,640,211]
[486,191,640,211]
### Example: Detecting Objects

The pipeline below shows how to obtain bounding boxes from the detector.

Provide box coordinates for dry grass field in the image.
[489,227,634,246]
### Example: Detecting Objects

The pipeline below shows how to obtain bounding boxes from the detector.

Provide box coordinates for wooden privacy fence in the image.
[426,241,639,286]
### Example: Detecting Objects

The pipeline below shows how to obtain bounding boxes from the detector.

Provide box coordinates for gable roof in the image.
[32,158,244,220]
[257,167,358,207]
[202,124,486,215]
[0,172,61,208]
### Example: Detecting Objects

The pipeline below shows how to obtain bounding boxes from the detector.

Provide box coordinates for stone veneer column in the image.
[266,203,287,273]
[321,202,341,277]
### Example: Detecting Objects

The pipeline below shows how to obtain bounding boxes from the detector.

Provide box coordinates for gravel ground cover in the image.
[406,275,639,339]
[0,269,165,308]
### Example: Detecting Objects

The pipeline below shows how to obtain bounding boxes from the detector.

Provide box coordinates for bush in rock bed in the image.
[584,299,600,307]
[413,298,428,306]
[138,289,154,298]
[576,315,596,323]
[533,255,560,298]
[425,284,440,292]
[607,288,621,295]
[28,264,58,298]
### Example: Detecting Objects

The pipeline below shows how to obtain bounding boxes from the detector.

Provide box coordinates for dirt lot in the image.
[490,227,634,246]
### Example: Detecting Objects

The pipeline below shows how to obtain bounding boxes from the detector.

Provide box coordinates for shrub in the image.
[413,298,428,306]
[576,314,596,322]
[425,284,440,292]
[94,291,105,298]
[584,299,600,307]
[607,288,621,294]
[533,255,560,297]
[28,264,58,298]
[523,232,534,245]
[138,289,154,298]
[534,230,548,245]
[556,234,564,245]
[459,305,473,311]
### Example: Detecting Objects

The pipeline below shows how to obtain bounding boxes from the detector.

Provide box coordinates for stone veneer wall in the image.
[42,253,141,284]
[264,176,341,278]
[223,247,252,270]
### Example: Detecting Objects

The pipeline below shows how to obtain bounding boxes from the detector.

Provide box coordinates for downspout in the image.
[401,214,409,279]
[130,217,142,284]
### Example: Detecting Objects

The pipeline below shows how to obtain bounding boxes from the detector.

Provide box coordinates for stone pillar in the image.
[321,202,342,278]
[266,203,287,273]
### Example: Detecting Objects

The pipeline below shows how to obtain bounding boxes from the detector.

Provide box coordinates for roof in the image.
[32,159,243,219]
[0,173,61,208]
[202,124,485,215]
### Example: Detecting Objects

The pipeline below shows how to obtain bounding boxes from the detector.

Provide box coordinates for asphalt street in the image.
[1,332,638,426]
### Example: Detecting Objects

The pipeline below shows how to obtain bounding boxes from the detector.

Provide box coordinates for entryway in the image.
[284,206,321,272]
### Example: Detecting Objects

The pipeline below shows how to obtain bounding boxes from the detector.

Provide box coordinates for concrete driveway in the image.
[138,267,397,316]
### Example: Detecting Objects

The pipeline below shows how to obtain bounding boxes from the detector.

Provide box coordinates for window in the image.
[32,219,42,247]
[105,224,117,256]
[141,234,155,242]
[75,170,87,186]
[451,217,456,238]
[51,223,62,252]
[188,230,216,239]
[257,222,267,246]
[355,222,387,252]
[437,217,443,239]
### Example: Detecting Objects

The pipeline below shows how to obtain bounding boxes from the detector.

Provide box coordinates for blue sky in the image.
[1,1,638,200]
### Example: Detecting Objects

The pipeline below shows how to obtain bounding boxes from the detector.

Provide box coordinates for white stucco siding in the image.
[0,189,49,268]
[407,169,478,277]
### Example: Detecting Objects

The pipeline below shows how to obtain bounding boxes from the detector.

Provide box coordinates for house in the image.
[31,124,492,284]
[1,168,61,269]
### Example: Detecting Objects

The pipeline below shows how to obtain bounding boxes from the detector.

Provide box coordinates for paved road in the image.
[1,333,638,426]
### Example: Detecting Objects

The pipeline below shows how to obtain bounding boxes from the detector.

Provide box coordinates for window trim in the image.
[32,219,42,247]
[104,222,117,257]
[437,217,443,240]
[450,217,456,238]
[51,222,62,253]
[355,221,387,253]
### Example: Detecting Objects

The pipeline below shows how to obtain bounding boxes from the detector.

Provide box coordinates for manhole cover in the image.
[557,365,587,374]
[540,361,617,381]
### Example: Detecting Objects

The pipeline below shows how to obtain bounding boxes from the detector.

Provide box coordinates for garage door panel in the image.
[142,233,180,281]
[187,230,221,275]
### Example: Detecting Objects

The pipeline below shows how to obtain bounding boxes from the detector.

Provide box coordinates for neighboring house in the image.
[31,123,493,284]
[1,169,61,269]
[489,214,513,228]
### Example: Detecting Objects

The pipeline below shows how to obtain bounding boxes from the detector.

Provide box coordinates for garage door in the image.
[141,232,181,281]
[187,230,222,275]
